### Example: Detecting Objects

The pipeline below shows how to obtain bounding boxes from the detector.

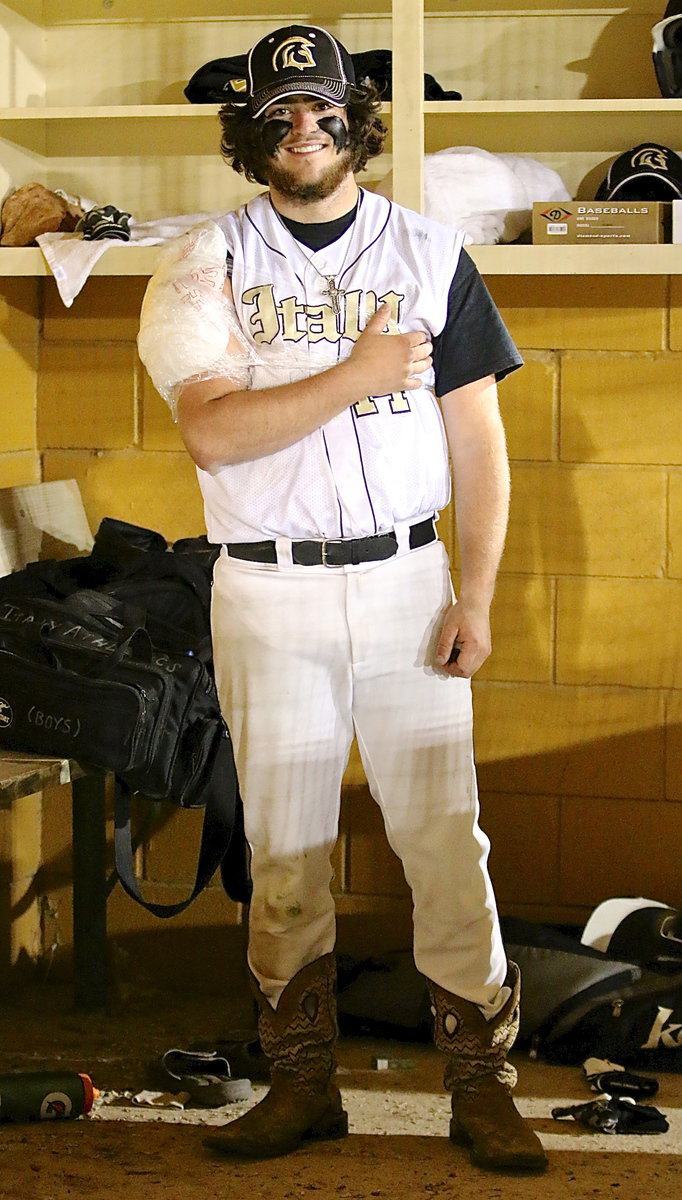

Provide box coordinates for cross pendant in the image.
[322,275,344,316]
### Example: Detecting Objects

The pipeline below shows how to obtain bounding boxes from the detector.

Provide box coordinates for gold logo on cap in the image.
[273,36,316,72]
[231,78,247,92]
[631,147,668,171]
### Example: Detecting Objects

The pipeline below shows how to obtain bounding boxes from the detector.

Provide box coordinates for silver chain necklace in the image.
[271,202,356,316]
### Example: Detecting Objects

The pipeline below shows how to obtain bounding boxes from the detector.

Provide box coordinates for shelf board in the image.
[0,99,677,157]
[427,99,679,114]
[2,99,671,120]
[40,0,392,20]
[1,99,677,155]
[0,246,164,276]
[424,99,682,154]
[0,103,392,155]
[470,243,682,274]
[0,104,224,156]
[2,242,681,279]
[0,104,220,119]
[32,0,662,21]
[0,103,391,120]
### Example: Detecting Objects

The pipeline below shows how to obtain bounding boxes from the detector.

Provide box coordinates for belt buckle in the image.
[321,538,345,567]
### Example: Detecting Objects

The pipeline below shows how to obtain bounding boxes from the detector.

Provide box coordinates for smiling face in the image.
[260,95,353,204]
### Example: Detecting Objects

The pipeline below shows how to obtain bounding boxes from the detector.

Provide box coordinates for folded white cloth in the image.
[376,147,571,244]
[36,212,223,306]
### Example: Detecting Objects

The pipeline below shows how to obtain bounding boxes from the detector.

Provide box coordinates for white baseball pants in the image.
[211,537,508,1012]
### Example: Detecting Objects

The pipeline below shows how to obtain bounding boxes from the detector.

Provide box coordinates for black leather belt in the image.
[226,517,437,567]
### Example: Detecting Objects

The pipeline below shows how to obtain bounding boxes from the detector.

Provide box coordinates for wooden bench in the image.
[0,752,109,1010]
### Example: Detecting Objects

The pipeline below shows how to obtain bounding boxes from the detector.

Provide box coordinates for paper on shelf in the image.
[0,521,20,577]
[0,479,93,578]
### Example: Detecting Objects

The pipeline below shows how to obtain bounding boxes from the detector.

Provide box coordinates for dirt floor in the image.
[0,979,680,1200]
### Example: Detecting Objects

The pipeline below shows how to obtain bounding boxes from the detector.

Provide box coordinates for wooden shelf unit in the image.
[0,2,679,274]
[3,241,681,278]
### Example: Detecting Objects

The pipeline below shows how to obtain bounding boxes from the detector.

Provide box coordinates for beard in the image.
[265,148,353,204]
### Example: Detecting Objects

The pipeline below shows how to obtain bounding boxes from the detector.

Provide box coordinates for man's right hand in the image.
[177,305,434,472]
[345,302,433,395]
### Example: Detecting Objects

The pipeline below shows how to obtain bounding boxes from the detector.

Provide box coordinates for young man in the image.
[138,24,546,1174]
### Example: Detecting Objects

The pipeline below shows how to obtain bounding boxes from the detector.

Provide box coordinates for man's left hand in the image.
[434,600,492,678]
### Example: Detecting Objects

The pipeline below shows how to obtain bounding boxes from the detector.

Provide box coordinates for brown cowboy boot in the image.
[203,952,348,1159]
[429,961,547,1173]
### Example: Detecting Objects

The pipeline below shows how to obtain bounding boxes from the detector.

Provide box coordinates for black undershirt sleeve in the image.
[431,249,523,397]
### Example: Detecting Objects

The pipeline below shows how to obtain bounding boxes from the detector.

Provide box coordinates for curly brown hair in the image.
[218,82,388,186]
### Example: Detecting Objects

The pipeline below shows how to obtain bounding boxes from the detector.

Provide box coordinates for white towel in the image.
[375,147,570,244]
[36,212,223,307]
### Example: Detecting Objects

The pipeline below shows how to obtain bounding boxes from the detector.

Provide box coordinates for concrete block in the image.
[41,449,206,542]
[108,877,240,935]
[144,807,214,887]
[561,354,682,464]
[344,784,409,897]
[480,792,560,904]
[38,343,137,448]
[478,574,553,683]
[504,463,666,577]
[474,681,665,800]
[0,453,39,488]
[671,276,682,350]
[559,796,682,907]
[557,577,682,688]
[493,276,666,351]
[666,691,682,801]
[0,346,36,451]
[499,353,556,461]
[0,279,39,344]
[669,472,682,578]
[43,277,147,342]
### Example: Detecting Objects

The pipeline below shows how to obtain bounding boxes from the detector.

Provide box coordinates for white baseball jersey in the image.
[197,189,466,543]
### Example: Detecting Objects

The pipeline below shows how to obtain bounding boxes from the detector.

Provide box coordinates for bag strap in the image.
[113,735,251,917]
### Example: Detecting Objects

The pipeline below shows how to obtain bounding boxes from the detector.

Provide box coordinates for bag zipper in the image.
[529,969,641,1057]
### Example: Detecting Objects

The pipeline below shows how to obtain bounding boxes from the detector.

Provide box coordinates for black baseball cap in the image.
[247,25,355,119]
[595,142,682,200]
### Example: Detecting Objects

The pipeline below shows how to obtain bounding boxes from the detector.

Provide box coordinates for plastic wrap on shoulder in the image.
[137,220,258,419]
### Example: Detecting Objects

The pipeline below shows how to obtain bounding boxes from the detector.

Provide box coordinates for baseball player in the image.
[138,23,546,1174]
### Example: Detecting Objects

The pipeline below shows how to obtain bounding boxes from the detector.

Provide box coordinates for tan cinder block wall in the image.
[0,280,40,487]
[40,278,205,540]
[473,273,682,926]
[10,270,682,981]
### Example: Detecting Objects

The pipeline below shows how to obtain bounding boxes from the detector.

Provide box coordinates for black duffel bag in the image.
[0,526,251,915]
[336,917,682,1070]
[5,516,218,660]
